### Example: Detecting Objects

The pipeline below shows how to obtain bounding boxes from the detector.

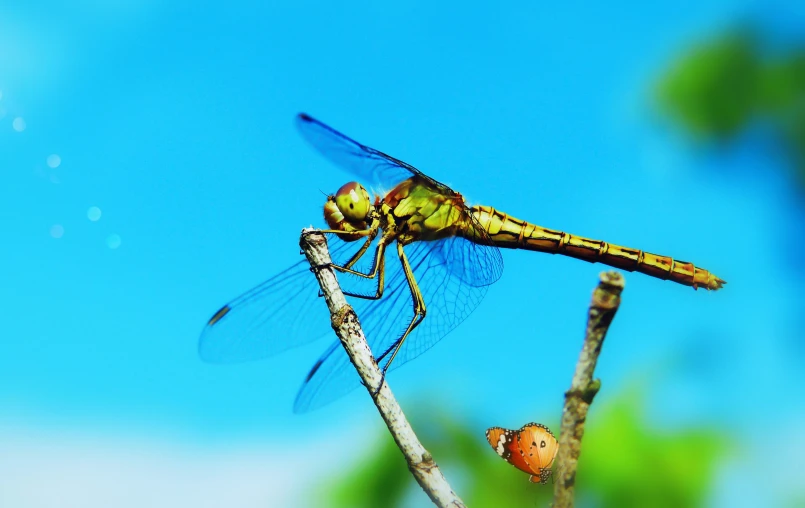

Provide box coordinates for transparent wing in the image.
[296,113,447,195]
[437,209,504,287]
[293,234,500,412]
[297,112,504,288]
[198,237,376,363]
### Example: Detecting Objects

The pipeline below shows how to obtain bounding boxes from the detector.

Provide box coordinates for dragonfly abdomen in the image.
[470,205,725,291]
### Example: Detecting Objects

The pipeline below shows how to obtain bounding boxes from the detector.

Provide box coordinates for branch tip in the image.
[553,272,625,508]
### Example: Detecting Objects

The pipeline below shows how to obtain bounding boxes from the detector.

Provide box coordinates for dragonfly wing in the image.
[198,238,363,363]
[293,235,497,412]
[298,113,501,286]
[374,236,496,368]
[437,209,503,287]
[292,245,414,412]
[296,113,438,194]
[292,339,361,413]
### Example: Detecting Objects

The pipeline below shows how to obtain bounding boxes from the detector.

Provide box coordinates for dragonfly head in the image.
[324,181,373,237]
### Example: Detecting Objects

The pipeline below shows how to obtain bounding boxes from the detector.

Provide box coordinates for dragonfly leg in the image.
[377,241,427,374]
[302,227,376,257]
[307,229,388,300]
[342,235,376,271]
[336,238,389,300]
[303,228,374,238]
[304,223,383,276]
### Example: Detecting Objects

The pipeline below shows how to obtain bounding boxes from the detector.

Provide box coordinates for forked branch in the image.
[553,271,625,508]
[300,229,465,508]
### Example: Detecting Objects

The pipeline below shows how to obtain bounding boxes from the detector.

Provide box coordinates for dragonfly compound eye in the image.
[335,181,371,222]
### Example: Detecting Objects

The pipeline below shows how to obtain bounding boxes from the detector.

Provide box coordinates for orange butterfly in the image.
[485,422,559,484]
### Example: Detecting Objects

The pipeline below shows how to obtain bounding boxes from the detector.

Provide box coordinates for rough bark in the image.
[553,271,625,508]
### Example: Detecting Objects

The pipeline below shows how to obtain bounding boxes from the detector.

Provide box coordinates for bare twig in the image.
[553,271,625,508]
[300,230,465,508]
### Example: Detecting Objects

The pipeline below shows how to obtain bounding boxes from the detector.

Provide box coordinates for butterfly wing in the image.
[518,423,559,484]
[485,427,535,478]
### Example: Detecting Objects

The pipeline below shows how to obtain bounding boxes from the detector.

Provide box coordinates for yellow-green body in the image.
[370,177,724,291]
[200,113,727,410]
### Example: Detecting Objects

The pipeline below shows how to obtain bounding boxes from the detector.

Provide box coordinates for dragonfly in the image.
[199,113,725,413]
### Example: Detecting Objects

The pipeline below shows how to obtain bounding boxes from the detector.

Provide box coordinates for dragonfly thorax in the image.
[324,181,375,241]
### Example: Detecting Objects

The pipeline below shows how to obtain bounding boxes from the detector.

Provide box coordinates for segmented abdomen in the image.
[470,205,725,290]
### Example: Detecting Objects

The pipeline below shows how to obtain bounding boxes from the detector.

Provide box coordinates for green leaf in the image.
[656,31,760,140]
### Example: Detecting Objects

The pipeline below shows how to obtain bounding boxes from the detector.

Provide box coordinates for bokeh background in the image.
[1,1,803,507]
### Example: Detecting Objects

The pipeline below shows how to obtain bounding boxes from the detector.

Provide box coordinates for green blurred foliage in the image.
[656,29,805,185]
[317,387,728,508]
[787,495,805,508]
[577,389,725,508]
[657,32,760,139]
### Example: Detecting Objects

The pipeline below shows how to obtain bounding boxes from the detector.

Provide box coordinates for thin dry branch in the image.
[553,271,625,508]
[300,230,465,508]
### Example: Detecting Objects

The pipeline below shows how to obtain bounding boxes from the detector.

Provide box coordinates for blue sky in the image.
[1,1,803,506]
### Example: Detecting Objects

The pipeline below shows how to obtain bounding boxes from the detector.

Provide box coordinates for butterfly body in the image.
[485,422,559,484]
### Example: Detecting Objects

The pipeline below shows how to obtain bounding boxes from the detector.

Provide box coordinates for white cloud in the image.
[0,426,354,508]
